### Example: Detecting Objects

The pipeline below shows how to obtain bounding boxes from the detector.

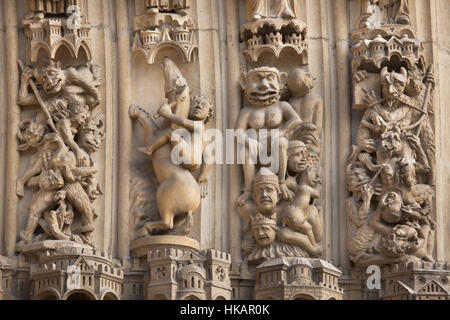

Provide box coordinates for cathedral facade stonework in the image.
[0,0,449,300]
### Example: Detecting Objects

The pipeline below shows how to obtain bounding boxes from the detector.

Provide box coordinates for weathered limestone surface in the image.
[0,0,449,300]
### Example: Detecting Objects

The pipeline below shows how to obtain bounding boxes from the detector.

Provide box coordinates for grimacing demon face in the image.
[241,67,287,106]
[78,115,105,154]
[39,61,66,95]
[18,120,46,150]
[380,67,408,100]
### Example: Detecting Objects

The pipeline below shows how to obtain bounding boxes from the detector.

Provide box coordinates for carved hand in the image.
[353,70,368,83]
[362,88,378,105]
[361,183,374,202]
[76,148,90,167]
[241,240,254,253]
[357,139,377,153]
[16,180,25,198]
[21,67,34,82]
[280,182,295,202]
[198,178,208,198]
[158,103,173,118]
[406,134,421,149]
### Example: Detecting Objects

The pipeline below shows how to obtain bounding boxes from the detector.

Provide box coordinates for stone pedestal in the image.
[20,242,123,300]
[132,236,232,300]
[381,261,450,300]
[254,257,343,300]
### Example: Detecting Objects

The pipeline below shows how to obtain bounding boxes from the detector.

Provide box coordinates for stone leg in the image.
[64,182,95,243]
[277,227,323,256]
[307,205,324,242]
[173,0,190,15]
[395,0,410,24]
[45,211,70,241]
[270,0,295,19]
[140,128,171,157]
[20,190,56,243]
[357,0,374,28]
[250,0,267,21]
[236,146,256,207]
[278,136,294,201]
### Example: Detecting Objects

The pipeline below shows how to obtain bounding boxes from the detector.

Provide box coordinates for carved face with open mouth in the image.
[380,67,407,101]
[40,65,66,95]
[18,120,46,149]
[288,141,309,174]
[242,67,286,107]
[78,114,105,154]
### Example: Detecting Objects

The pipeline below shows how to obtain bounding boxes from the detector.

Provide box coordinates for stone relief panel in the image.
[16,59,105,250]
[346,0,437,267]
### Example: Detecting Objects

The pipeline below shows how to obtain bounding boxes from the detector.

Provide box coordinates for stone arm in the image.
[280,102,302,138]
[347,197,371,228]
[56,119,89,166]
[197,143,214,198]
[16,154,44,197]
[72,167,98,178]
[65,68,101,108]
[293,185,319,209]
[407,135,430,174]
[235,108,254,147]
[369,209,392,238]
[160,111,197,132]
[356,108,377,145]
[17,72,39,106]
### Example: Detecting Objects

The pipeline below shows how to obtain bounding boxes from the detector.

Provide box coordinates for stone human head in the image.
[240,66,287,106]
[287,68,316,98]
[38,60,66,95]
[189,95,214,124]
[301,165,321,188]
[78,112,106,154]
[379,190,403,224]
[253,167,280,215]
[287,140,308,174]
[381,163,396,187]
[380,67,408,100]
[346,163,371,194]
[69,102,91,129]
[18,120,46,151]
[250,213,278,247]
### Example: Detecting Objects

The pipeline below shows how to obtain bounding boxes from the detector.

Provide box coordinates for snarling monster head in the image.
[38,60,66,95]
[78,112,106,154]
[380,67,408,100]
[240,67,287,107]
